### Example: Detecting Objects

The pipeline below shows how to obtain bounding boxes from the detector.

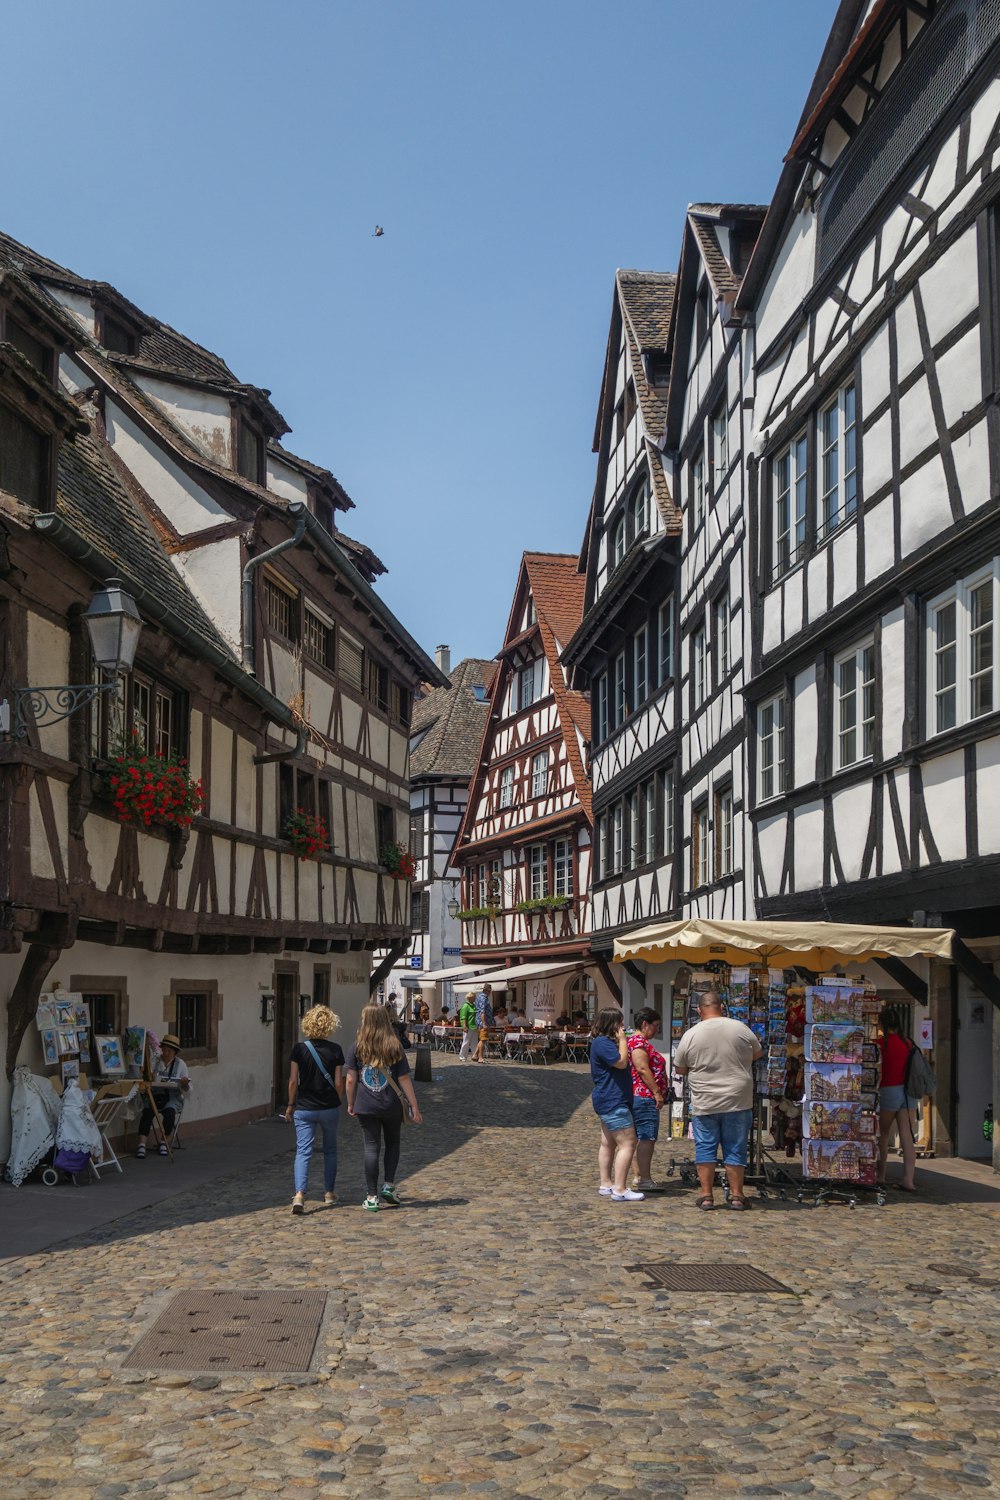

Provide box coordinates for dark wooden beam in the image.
[594,956,622,1007]
[6,940,62,1077]
[623,960,647,994]
[369,939,408,996]
[952,938,1000,1015]
[875,956,929,1005]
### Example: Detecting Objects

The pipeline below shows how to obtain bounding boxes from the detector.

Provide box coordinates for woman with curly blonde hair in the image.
[285,1004,344,1215]
[345,1002,422,1211]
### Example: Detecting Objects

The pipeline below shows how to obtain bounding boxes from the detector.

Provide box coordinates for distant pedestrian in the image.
[458,989,479,1061]
[473,983,494,1063]
[627,1007,668,1190]
[672,991,761,1211]
[345,1003,423,1211]
[877,1006,918,1192]
[590,1007,643,1201]
[285,1006,344,1215]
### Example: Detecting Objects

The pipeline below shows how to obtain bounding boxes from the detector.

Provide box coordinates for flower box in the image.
[107,742,203,831]
[284,808,329,861]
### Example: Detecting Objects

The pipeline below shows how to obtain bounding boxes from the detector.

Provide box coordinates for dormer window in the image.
[0,400,50,507]
[310,492,335,534]
[6,317,54,382]
[236,414,265,484]
[98,312,139,356]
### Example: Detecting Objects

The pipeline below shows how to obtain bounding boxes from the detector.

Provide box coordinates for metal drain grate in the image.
[626,1262,794,1293]
[124,1290,327,1372]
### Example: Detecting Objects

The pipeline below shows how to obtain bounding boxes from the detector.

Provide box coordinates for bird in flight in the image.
[373,226,384,237]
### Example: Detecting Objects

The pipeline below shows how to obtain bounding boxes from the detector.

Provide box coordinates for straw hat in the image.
[160,1034,182,1051]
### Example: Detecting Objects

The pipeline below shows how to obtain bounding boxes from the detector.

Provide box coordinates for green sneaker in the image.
[363,1195,381,1212]
[380,1184,401,1207]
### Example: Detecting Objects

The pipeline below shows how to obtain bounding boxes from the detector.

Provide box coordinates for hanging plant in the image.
[515,896,571,913]
[457,906,500,921]
[284,808,329,860]
[380,841,416,879]
[107,743,203,831]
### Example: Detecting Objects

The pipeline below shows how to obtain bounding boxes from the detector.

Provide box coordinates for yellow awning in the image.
[613,918,954,970]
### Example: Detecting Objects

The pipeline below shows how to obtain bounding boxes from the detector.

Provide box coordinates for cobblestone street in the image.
[2,1055,1000,1499]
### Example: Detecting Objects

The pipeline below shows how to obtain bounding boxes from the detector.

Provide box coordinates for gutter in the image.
[242,499,307,677]
[31,513,305,763]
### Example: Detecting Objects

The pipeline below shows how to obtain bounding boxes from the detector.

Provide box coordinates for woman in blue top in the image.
[589,1008,643,1201]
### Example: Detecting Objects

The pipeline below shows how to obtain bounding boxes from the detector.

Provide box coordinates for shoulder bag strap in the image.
[303,1040,337,1091]
[382,1068,411,1119]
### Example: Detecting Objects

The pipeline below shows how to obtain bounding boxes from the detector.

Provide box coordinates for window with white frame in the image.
[660,765,675,855]
[477,863,488,908]
[658,596,674,684]
[644,779,657,865]
[819,383,858,537]
[554,838,574,897]
[715,787,734,877]
[597,815,609,881]
[835,640,877,770]
[499,765,514,809]
[692,804,709,889]
[529,844,548,899]
[633,625,648,706]
[627,789,640,871]
[758,695,786,802]
[773,432,808,578]
[691,450,705,529]
[714,592,730,684]
[612,803,624,874]
[630,476,649,540]
[692,627,707,708]
[611,515,626,570]
[712,399,728,488]
[595,671,609,742]
[613,651,626,727]
[531,749,549,799]
[927,566,998,735]
[518,660,538,711]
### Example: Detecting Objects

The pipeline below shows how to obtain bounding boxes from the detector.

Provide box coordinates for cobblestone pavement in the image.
[2,1055,1000,1499]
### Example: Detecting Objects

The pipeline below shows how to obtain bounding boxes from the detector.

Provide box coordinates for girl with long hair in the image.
[590,1007,643,1201]
[345,1002,423,1211]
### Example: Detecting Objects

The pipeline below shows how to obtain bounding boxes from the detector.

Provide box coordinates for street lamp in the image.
[0,578,143,740]
[447,880,460,920]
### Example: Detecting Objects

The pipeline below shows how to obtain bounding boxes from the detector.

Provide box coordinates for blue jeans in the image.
[692,1109,753,1167]
[293,1107,339,1193]
[632,1097,660,1142]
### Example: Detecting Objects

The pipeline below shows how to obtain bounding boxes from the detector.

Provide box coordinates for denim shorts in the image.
[691,1109,753,1166]
[597,1105,635,1134]
[880,1085,920,1113]
[631,1097,660,1142]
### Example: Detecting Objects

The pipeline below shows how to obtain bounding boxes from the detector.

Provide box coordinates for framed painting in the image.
[41,1029,59,1066]
[94,1033,126,1078]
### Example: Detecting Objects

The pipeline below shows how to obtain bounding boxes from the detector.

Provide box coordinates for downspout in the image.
[242,499,307,678]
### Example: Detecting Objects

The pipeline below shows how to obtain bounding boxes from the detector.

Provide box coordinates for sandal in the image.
[729,1195,752,1210]
[696,1196,715,1211]
[135,1145,146,1159]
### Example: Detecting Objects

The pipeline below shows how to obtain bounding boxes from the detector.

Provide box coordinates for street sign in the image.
[409,956,423,969]
[443,947,460,956]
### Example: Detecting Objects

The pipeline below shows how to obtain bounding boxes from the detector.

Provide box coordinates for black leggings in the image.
[358,1111,402,1194]
[139,1098,176,1137]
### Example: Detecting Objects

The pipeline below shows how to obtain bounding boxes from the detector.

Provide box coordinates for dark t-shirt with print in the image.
[345,1044,411,1117]
[290,1039,344,1110]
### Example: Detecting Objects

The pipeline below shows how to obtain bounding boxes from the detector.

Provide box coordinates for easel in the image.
[130,1034,175,1163]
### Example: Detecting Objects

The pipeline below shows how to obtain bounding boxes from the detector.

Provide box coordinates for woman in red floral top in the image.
[627,1008,668,1190]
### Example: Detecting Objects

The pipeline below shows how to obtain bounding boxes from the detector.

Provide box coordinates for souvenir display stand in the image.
[796,979,886,1208]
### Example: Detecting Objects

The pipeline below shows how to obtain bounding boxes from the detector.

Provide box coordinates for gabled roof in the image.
[410,657,494,779]
[522,554,591,821]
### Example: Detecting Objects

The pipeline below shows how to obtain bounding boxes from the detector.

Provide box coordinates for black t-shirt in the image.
[345,1044,411,1117]
[291,1039,345,1110]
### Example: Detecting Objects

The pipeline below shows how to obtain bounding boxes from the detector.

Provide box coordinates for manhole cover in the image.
[124,1290,327,1372]
[626,1262,794,1293]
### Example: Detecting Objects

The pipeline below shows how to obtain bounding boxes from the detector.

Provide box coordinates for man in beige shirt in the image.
[672,992,762,1212]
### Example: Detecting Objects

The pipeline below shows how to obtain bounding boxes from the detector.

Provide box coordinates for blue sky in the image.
[6,1,837,664]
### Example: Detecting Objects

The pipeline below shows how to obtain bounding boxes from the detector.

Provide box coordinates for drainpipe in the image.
[242,500,307,678]
[253,725,308,766]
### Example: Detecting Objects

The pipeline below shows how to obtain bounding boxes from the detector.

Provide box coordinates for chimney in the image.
[435,644,451,675]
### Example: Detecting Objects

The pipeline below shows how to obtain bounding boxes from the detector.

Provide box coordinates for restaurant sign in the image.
[527,978,557,1025]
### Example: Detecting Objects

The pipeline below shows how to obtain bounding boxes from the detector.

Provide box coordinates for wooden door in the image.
[273,970,299,1112]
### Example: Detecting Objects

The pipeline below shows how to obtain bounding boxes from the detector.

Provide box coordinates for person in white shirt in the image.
[136,1034,191,1158]
[672,992,761,1211]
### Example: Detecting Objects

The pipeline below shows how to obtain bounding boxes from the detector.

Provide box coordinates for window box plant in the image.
[514,895,571,913]
[284,808,329,860]
[380,841,416,879]
[457,906,500,921]
[107,740,203,831]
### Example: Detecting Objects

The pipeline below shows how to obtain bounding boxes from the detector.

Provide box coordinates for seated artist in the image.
[136,1033,191,1158]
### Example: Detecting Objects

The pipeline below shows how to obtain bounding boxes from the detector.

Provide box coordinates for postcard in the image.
[805,1023,865,1064]
[805,985,865,1025]
[805,1062,862,1102]
[41,1029,59,1066]
[804,1102,870,1141]
[77,1029,91,1064]
[802,1136,878,1181]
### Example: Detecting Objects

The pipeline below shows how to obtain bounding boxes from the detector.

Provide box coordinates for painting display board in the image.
[802,982,882,1184]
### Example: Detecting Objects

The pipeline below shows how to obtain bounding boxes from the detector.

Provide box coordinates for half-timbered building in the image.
[381,647,494,1009]
[562,271,682,1018]
[453,553,617,1014]
[0,236,444,1156]
[739,0,1000,1158]
[664,205,765,928]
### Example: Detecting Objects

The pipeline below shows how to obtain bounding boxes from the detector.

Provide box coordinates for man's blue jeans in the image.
[293,1107,339,1193]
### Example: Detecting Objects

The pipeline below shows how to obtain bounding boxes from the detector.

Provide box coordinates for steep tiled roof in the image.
[267,441,356,512]
[523,553,592,821]
[336,530,387,581]
[616,269,675,349]
[687,204,768,299]
[410,658,493,779]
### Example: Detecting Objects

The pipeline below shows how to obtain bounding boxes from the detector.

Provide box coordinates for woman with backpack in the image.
[876,1006,919,1193]
[345,1002,423,1211]
[285,1004,345,1215]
